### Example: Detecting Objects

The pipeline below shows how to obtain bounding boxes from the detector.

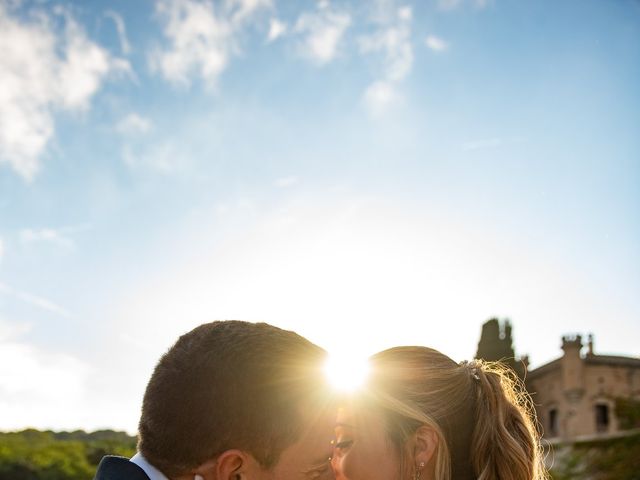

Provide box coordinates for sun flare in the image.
[324,351,370,392]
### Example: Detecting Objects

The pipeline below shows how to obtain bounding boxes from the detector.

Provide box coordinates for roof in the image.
[526,354,640,380]
[526,358,561,380]
[585,354,640,368]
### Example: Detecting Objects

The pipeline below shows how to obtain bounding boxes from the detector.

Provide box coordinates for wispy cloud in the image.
[116,113,152,135]
[227,0,272,24]
[104,10,131,55]
[425,34,448,52]
[359,4,413,116]
[266,17,286,42]
[362,81,401,117]
[0,3,130,180]
[293,0,351,65]
[151,0,271,88]
[437,0,491,11]
[360,5,413,81]
[19,224,90,250]
[20,228,73,249]
[274,175,299,188]
[0,283,72,318]
[122,142,187,174]
[0,237,4,264]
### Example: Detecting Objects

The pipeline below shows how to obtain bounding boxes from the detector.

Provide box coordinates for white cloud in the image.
[359,5,412,116]
[359,6,412,82]
[20,228,71,248]
[0,318,91,430]
[397,5,412,20]
[123,142,187,174]
[363,80,401,117]
[19,223,89,250]
[0,4,130,180]
[226,0,272,25]
[294,1,351,65]
[151,0,270,88]
[274,175,299,188]
[105,10,131,55]
[116,113,152,135]
[425,34,448,52]
[267,17,286,42]
[0,237,4,263]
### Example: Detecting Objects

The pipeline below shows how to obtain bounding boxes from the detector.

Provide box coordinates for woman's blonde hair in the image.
[360,346,547,480]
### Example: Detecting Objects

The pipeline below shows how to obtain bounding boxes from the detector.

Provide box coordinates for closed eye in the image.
[334,440,353,451]
[304,452,334,479]
[306,462,333,479]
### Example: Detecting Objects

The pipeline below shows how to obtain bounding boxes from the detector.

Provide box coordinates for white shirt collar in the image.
[130,453,204,480]
[130,453,170,480]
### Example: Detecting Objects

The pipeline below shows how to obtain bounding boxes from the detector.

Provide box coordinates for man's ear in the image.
[413,425,438,468]
[192,450,246,480]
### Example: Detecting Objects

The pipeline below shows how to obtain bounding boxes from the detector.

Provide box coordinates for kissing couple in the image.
[94,321,547,480]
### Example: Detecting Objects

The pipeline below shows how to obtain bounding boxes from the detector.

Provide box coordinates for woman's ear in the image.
[191,449,246,480]
[413,425,438,468]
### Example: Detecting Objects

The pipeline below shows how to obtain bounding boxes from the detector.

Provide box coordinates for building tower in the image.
[561,334,586,438]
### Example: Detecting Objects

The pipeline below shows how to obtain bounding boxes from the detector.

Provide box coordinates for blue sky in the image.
[0,0,639,432]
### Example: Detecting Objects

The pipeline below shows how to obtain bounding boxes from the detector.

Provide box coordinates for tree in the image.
[475,317,525,377]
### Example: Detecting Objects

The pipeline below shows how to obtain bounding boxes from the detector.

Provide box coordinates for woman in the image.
[331,346,547,480]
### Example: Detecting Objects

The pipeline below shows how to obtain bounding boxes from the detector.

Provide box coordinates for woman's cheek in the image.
[340,454,360,480]
[331,452,354,480]
[331,454,345,480]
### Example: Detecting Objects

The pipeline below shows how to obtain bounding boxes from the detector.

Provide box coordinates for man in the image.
[94,321,336,480]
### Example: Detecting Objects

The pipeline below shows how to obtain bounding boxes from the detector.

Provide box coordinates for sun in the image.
[324,351,370,392]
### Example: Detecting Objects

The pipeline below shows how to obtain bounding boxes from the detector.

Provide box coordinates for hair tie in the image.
[460,360,480,381]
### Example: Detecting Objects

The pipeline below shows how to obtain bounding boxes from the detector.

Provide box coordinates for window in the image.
[595,404,609,433]
[548,408,558,437]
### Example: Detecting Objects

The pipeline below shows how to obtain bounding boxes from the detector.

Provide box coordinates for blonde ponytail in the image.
[470,361,547,480]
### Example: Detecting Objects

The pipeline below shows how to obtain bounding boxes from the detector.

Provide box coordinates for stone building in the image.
[527,334,640,441]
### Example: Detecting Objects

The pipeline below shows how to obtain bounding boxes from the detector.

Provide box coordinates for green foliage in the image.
[615,397,640,431]
[0,429,136,480]
[549,432,640,480]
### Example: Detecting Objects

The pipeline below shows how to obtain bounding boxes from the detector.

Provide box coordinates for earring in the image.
[414,462,425,480]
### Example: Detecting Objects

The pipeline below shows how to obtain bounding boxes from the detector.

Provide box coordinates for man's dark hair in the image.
[138,321,328,477]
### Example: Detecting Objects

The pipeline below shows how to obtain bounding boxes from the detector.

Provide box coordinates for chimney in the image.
[587,333,594,356]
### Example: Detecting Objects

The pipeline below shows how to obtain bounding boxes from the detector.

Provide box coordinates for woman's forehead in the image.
[336,405,380,428]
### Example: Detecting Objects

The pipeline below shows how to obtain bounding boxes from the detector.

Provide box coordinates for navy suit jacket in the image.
[93,455,151,480]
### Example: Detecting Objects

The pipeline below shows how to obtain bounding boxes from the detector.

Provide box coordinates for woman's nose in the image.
[331,454,343,480]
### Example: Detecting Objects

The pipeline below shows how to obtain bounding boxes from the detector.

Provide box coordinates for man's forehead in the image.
[300,408,336,436]
[276,410,334,471]
[292,410,335,450]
